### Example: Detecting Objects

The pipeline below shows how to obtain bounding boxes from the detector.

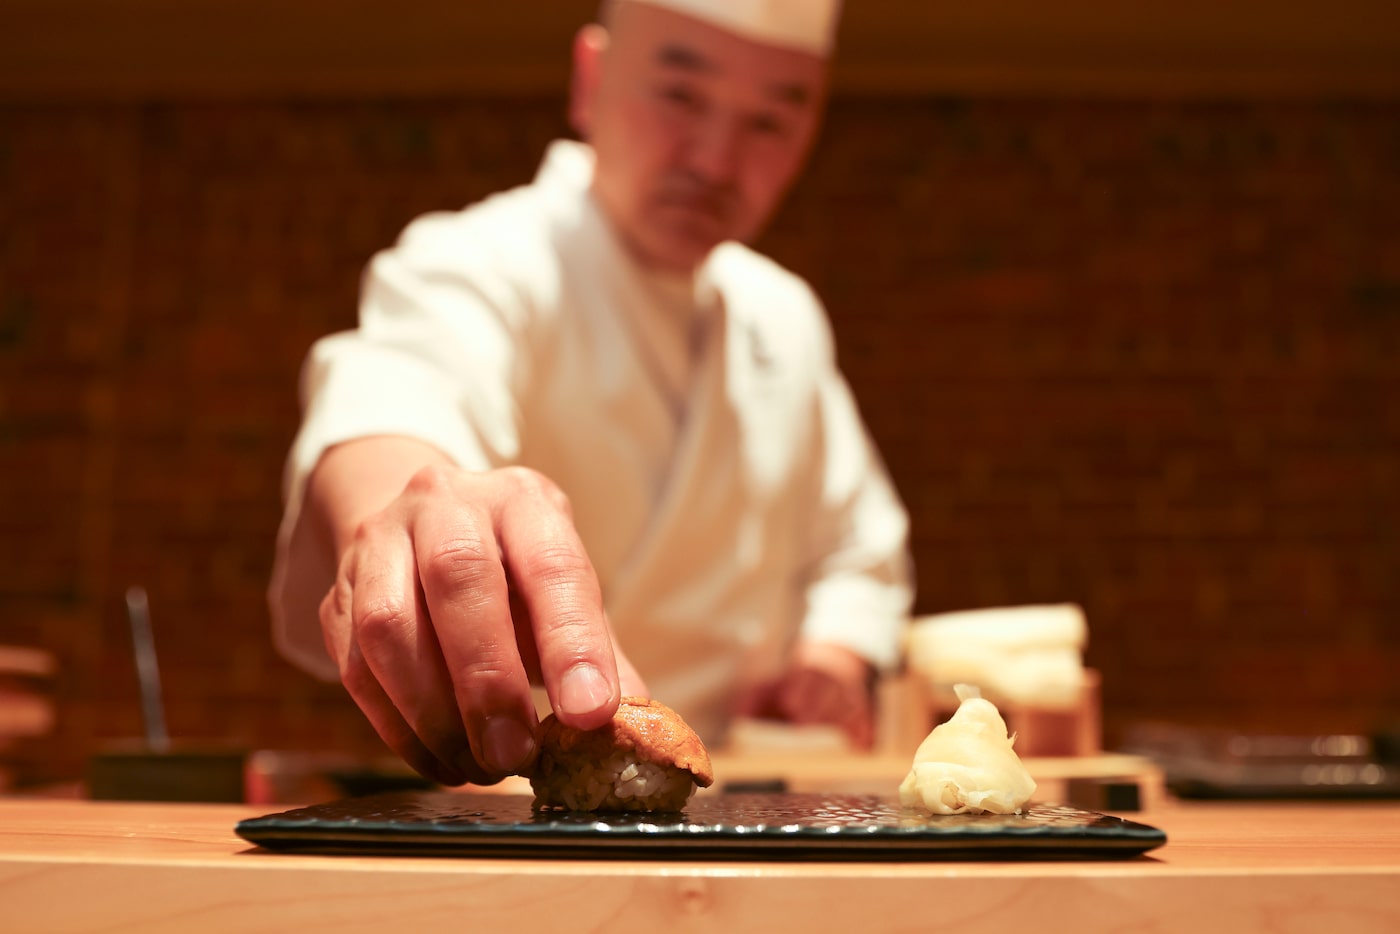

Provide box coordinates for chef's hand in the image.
[737,642,878,750]
[307,437,648,786]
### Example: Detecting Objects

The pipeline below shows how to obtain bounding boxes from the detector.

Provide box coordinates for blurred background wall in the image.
[2,1,1398,782]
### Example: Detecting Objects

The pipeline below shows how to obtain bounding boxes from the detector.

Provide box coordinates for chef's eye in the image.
[658,83,706,114]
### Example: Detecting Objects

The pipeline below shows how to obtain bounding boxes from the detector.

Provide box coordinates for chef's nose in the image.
[687,115,742,186]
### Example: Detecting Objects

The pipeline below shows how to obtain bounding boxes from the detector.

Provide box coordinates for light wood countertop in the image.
[2,795,1397,932]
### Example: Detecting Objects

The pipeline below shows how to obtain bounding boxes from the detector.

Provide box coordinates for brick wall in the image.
[2,95,1397,779]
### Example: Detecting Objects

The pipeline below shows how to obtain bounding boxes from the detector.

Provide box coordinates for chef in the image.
[268,0,914,786]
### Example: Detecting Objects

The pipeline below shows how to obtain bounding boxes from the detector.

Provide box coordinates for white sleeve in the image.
[797,312,915,671]
[268,213,541,679]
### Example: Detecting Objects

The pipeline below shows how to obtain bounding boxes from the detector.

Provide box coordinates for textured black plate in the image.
[235,791,1166,861]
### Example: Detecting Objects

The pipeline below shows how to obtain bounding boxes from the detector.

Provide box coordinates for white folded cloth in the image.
[906,604,1088,709]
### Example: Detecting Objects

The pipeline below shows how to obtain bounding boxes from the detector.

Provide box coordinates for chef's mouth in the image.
[654,194,733,227]
[652,175,740,227]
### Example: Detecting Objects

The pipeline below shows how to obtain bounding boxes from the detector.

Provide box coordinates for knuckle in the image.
[420,536,497,595]
[349,508,398,548]
[450,654,524,703]
[499,465,565,504]
[519,541,593,585]
[405,463,454,497]
[354,595,413,644]
[497,464,542,488]
[514,545,601,640]
[456,655,516,685]
[350,516,374,546]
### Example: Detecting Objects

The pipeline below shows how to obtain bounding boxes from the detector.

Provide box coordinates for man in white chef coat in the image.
[269,0,914,786]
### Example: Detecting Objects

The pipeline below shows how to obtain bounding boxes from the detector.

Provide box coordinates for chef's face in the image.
[571,2,828,273]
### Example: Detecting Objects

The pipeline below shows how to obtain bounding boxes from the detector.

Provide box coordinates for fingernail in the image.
[560,663,610,718]
[482,717,536,773]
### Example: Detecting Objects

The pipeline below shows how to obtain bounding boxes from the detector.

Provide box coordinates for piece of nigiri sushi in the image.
[530,697,714,812]
[899,684,1036,815]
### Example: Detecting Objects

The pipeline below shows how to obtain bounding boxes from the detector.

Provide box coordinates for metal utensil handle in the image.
[125,585,170,753]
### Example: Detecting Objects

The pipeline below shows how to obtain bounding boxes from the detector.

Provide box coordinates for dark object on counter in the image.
[87,588,247,802]
[1371,720,1400,765]
[718,778,789,794]
[89,744,247,803]
[235,791,1167,860]
[1124,723,1400,800]
[1066,778,1143,812]
[325,766,437,798]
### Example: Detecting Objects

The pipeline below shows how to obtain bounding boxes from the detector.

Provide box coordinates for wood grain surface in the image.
[1,797,1396,932]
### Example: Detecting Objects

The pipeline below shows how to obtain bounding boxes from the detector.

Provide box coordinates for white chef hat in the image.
[622,0,843,55]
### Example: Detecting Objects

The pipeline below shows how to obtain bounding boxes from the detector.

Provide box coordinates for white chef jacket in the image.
[270,140,914,744]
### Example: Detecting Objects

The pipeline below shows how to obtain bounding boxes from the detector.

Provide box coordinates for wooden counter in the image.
[2,797,1397,932]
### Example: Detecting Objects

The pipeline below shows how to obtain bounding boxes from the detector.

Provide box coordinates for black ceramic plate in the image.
[235,791,1166,861]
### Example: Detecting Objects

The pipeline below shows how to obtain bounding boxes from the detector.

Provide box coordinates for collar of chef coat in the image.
[534,140,722,419]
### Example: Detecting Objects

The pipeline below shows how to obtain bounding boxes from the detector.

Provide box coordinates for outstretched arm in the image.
[293,435,647,786]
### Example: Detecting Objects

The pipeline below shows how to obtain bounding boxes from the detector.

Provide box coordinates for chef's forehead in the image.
[601,0,841,57]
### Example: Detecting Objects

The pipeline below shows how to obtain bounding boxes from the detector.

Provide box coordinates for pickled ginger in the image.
[899,684,1036,815]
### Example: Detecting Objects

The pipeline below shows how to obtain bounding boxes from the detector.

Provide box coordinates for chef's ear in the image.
[569,24,609,139]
